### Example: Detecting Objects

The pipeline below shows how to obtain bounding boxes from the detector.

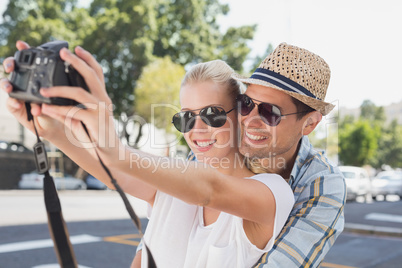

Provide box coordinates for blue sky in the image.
[1,0,401,109]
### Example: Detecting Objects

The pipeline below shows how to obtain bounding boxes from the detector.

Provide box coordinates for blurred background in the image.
[0,1,402,267]
[0,0,401,188]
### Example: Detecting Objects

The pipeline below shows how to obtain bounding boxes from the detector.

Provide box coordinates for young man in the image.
[233,43,345,267]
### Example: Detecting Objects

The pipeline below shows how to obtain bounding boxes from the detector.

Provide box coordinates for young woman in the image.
[130,60,294,267]
[2,43,294,267]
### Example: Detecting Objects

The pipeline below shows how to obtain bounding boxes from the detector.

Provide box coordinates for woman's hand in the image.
[0,41,64,141]
[40,46,122,161]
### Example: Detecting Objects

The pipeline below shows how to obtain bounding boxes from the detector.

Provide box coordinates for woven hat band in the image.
[250,68,320,100]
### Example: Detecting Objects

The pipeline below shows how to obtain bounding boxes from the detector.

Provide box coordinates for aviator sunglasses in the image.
[172,106,235,133]
[236,94,310,126]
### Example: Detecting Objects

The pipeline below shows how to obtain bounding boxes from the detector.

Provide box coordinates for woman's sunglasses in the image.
[236,94,309,126]
[172,106,235,133]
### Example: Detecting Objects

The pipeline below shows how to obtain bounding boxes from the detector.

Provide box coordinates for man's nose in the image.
[242,106,265,128]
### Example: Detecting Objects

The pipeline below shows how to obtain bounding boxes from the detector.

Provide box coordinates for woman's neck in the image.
[209,152,254,178]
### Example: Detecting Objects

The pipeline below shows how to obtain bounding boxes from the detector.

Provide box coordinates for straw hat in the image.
[233,43,335,115]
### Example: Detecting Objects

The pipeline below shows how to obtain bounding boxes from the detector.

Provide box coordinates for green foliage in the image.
[218,25,256,73]
[151,0,255,72]
[339,114,354,129]
[339,119,378,166]
[248,43,274,74]
[360,99,386,122]
[374,120,402,168]
[81,0,158,114]
[0,0,255,115]
[134,56,185,133]
[0,0,90,52]
[338,99,402,168]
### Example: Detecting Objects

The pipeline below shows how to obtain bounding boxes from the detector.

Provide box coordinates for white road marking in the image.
[365,212,402,223]
[0,234,102,253]
[32,265,92,268]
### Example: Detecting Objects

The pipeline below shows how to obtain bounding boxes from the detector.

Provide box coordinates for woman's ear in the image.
[302,111,322,135]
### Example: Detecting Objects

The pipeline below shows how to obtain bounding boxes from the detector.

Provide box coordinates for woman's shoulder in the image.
[246,173,287,185]
[245,173,293,198]
[249,173,284,180]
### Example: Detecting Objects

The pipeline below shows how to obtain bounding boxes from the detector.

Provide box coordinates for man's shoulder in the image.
[293,137,344,187]
[293,146,346,203]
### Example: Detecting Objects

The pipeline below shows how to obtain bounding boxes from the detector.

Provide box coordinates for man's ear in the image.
[302,111,322,135]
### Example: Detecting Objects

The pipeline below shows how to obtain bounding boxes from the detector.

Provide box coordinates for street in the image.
[1,191,402,267]
[0,219,144,267]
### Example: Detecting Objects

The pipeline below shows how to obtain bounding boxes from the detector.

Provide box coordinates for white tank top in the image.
[141,173,294,268]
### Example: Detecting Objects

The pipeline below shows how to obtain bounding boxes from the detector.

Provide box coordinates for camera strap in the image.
[26,102,78,268]
[79,122,157,268]
[25,102,156,267]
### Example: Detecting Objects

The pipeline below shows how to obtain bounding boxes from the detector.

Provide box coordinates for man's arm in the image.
[254,172,346,268]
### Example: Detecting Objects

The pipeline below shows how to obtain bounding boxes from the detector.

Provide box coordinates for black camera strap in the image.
[26,102,78,268]
[79,122,157,268]
[26,102,156,267]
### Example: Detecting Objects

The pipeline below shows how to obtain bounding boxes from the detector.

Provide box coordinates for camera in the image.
[9,40,89,106]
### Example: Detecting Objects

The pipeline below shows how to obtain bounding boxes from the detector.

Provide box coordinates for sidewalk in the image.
[344,222,402,237]
[0,190,148,227]
[2,190,402,238]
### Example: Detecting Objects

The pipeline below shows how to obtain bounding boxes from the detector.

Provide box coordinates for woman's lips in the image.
[193,139,217,152]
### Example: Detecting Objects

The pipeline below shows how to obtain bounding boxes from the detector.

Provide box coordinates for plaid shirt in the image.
[254,136,346,267]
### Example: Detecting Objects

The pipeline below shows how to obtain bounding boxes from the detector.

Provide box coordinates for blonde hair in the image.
[181,60,243,106]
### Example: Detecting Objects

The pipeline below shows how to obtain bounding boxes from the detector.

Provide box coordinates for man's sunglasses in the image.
[172,106,235,133]
[236,94,309,126]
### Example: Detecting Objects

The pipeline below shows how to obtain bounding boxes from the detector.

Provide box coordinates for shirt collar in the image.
[289,136,312,186]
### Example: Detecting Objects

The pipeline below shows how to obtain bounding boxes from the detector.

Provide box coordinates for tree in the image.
[360,99,385,123]
[339,120,379,166]
[152,0,255,72]
[339,114,354,129]
[81,0,158,114]
[248,43,274,74]
[338,100,402,168]
[216,26,256,73]
[135,56,185,132]
[1,0,256,115]
[0,0,93,54]
[375,120,402,168]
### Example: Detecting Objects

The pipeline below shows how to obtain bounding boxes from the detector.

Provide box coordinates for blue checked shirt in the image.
[254,136,346,268]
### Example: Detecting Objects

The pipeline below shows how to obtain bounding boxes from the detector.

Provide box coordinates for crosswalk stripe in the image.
[0,234,102,253]
[365,213,402,223]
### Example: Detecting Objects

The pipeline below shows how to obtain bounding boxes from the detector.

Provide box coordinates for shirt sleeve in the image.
[254,172,346,268]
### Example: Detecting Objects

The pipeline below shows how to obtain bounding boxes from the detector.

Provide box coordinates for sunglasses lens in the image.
[172,112,195,133]
[258,103,281,126]
[172,106,228,133]
[237,95,254,116]
[200,107,227,128]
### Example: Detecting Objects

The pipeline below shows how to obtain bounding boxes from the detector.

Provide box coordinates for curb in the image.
[344,223,402,237]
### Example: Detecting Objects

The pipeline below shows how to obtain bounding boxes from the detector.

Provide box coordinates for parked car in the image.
[18,170,87,190]
[0,140,32,153]
[85,175,108,190]
[371,171,402,200]
[339,166,371,201]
